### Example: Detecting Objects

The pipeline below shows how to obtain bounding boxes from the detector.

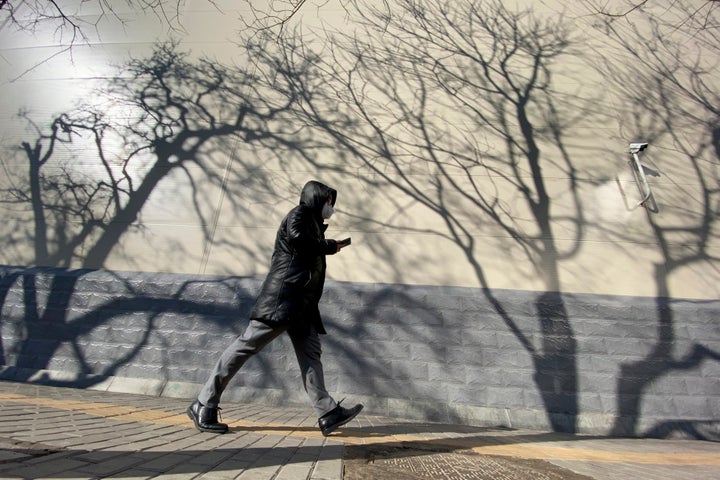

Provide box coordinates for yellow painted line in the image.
[2,393,719,466]
[0,393,186,426]
[467,444,720,466]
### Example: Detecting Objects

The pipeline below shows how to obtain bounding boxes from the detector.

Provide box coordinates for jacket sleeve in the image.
[286,207,337,255]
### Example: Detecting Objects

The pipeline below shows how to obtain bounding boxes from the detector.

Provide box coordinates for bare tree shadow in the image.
[532,292,577,432]
[592,3,720,438]
[0,34,331,389]
[282,0,595,433]
[0,267,258,388]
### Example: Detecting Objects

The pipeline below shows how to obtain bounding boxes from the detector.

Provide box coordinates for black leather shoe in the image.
[187,400,228,434]
[318,401,363,436]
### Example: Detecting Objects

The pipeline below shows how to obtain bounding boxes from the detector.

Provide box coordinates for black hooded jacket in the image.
[249,181,338,334]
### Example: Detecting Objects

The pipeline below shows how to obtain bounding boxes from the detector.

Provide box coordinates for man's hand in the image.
[336,237,351,252]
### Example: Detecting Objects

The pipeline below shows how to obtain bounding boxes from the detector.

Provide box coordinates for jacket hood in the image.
[299,180,337,213]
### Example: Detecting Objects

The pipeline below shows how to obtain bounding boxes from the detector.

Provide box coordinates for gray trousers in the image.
[197,319,337,418]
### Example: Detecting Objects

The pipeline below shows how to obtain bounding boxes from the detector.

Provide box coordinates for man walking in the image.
[187,180,363,436]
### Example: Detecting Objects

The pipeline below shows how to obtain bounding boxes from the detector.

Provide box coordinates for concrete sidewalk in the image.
[0,381,718,479]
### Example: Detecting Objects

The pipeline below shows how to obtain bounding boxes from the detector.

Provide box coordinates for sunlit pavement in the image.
[0,381,718,479]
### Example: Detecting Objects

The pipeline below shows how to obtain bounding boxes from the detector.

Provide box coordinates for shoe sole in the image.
[186,406,228,434]
[321,405,364,437]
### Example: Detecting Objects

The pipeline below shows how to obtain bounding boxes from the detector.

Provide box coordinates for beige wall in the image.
[1,0,718,299]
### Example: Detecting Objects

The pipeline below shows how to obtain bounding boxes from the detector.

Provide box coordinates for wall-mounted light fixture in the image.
[629,142,653,208]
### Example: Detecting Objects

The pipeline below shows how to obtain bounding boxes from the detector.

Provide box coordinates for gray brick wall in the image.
[0,266,718,439]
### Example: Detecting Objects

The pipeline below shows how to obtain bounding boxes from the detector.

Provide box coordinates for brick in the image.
[647,378,690,396]
[577,372,618,393]
[485,387,525,408]
[409,343,445,362]
[388,360,427,381]
[671,395,713,417]
[428,362,465,384]
[604,338,653,357]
